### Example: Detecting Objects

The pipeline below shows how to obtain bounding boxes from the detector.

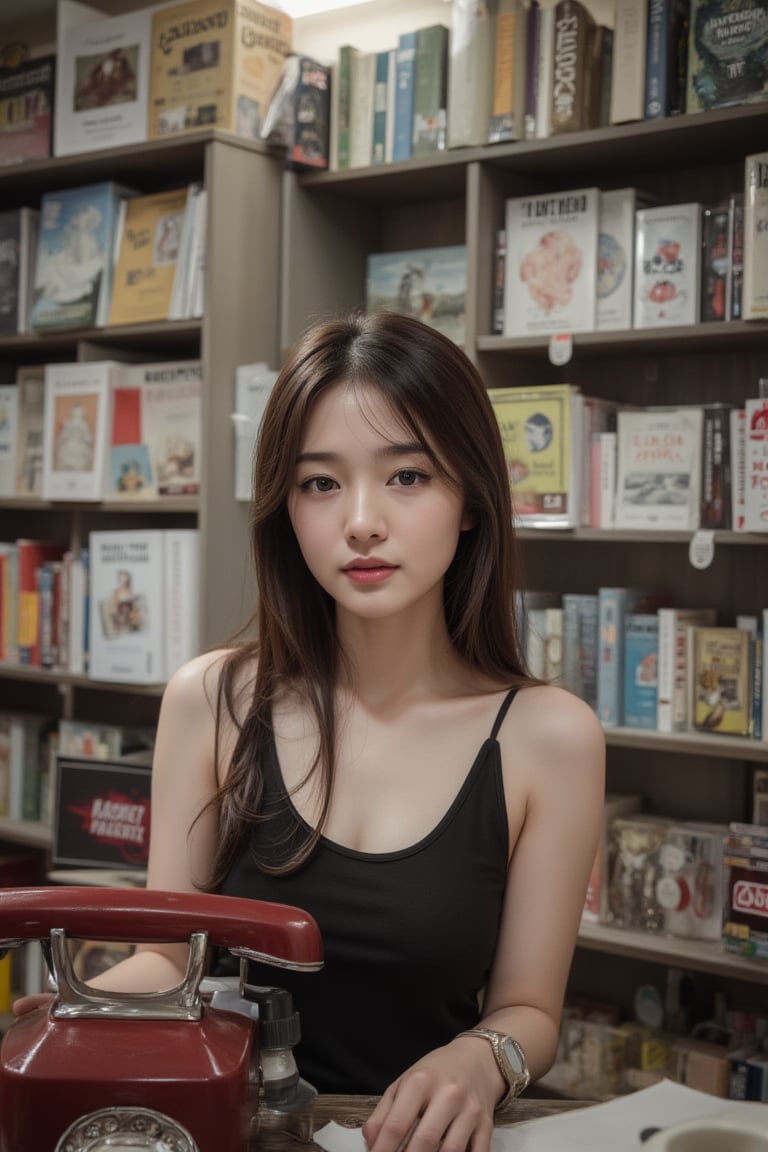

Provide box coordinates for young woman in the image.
[19,313,604,1152]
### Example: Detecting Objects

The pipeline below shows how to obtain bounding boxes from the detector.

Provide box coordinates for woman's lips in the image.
[343,564,398,585]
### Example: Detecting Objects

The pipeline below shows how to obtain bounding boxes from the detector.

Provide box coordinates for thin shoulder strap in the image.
[489,688,518,741]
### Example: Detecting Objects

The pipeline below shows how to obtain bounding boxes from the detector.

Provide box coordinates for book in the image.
[730,406,747,531]
[366,245,466,345]
[448,0,495,148]
[234,361,278,502]
[108,370,154,500]
[348,50,376,169]
[686,0,768,113]
[489,383,583,528]
[700,402,732,529]
[108,186,188,326]
[335,44,360,170]
[596,429,617,528]
[163,529,200,676]
[753,766,768,823]
[0,543,19,663]
[656,606,717,732]
[582,792,643,924]
[610,0,649,124]
[598,586,644,726]
[726,192,744,322]
[0,383,18,498]
[88,529,165,684]
[148,0,292,141]
[392,32,416,163]
[42,361,118,502]
[369,48,392,164]
[261,55,331,171]
[597,188,647,331]
[412,23,449,157]
[0,208,39,334]
[14,365,45,499]
[633,202,702,327]
[562,592,599,707]
[623,612,659,728]
[743,151,768,321]
[614,406,704,531]
[644,0,689,118]
[744,396,768,532]
[16,539,67,667]
[523,0,541,139]
[128,359,203,496]
[692,625,752,736]
[504,186,599,336]
[700,202,730,323]
[0,55,55,164]
[54,0,152,156]
[31,181,135,332]
[488,0,526,143]
[581,394,619,525]
[535,2,555,138]
[550,0,599,134]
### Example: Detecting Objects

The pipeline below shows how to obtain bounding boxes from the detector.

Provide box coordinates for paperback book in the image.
[623,612,659,729]
[0,384,18,498]
[108,186,188,326]
[366,246,466,345]
[504,187,599,336]
[31,182,135,332]
[744,396,768,532]
[614,406,704,531]
[14,365,45,499]
[686,0,768,113]
[634,203,702,327]
[597,188,648,331]
[124,360,203,497]
[489,383,582,528]
[54,0,152,156]
[88,529,165,684]
[41,361,119,501]
[744,151,768,321]
[692,625,752,736]
[656,606,717,732]
[0,208,39,334]
[0,55,55,164]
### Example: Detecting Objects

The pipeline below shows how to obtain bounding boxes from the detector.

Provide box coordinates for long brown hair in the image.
[205,311,532,885]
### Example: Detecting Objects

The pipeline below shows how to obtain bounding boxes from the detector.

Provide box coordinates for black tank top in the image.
[216,689,516,1095]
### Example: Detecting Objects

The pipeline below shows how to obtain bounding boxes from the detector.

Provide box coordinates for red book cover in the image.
[111,384,142,445]
[16,539,67,666]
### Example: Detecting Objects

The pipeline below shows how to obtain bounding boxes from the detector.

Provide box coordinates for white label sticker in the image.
[689,530,715,570]
[548,333,573,366]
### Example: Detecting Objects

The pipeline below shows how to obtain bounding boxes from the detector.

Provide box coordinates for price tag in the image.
[689,530,715,570]
[548,333,573,366]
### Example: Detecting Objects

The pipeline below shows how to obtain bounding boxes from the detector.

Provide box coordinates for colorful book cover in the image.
[504,187,599,336]
[700,203,730,323]
[41,361,118,502]
[744,151,768,321]
[686,0,768,113]
[598,586,638,726]
[614,406,704,531]
[489,383,582,528]
[261,55,331,171]
[108,187,188,326]
[366,245,466,345]
[623,612,659,728]
[656,606,717,732]
[14,365,45,499]
[31,182,135,332]
[0,208,38,335]
[0,55,55,164]
[125,360,203,496]
[0,384,18,498]
[54,1,151,156]
[148,0,292,140]
[634,203,702,327]
[692,625,751,736]
[88,529,165,684]
[16,539,67,666]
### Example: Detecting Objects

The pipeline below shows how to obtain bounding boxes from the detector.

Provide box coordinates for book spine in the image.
[336,45,355,170]
[489,0,522,143]
[730,407,747,531]
[163,530,200,679]
[598,430,616,528]
[700,406,731,529]
[623,613,659,729]
[412,25,449,157]
[700,204,730,323]
[551,0,596,134]
[523,0,540,139]
[644,0,669,118]
[598,587,627,726]
[743,153,768,321]
[384,49,397,163]
[492,228,506,334]
[393,32,416,162]
[611,0,648,124]
[372,50,389,165]
[349,52,376,169]
[448,0,495,148]
[727,192,744,322]
[535,3,555,137]
[656,608,676,732]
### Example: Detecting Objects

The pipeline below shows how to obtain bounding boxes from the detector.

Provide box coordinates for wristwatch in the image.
[457,1028,530,1109]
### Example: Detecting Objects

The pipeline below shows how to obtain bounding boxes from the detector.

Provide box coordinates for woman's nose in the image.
[344,485,387,542]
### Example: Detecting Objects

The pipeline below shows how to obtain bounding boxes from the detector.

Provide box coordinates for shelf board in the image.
[0,664,165,695]
[0,496,199,514]
[0,817,52,850]
[604,726,768,762]
[517,527,768,544]
[0,319,202,357]
[478,320,768,357]
[577,921,768,984]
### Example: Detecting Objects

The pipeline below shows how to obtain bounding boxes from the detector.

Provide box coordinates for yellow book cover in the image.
[692,626,751,737]
[109,187,188,326]
[489,383,580,527]
[148,0,292,139]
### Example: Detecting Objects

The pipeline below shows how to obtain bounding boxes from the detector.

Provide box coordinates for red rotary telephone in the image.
[0,887,323,1152]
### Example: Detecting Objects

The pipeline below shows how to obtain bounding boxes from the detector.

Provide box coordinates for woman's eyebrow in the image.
[296,442,428,465]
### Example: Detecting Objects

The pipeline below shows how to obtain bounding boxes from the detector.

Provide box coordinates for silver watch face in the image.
[501,1036,525,1075]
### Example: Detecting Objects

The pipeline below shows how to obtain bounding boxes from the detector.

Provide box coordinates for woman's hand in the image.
[362,1036,504,1152]
[11,992,54,1017]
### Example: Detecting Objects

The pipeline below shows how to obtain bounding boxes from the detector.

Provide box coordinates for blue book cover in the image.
[372,50,390,164]
[645,0,688,118]
[392,31,416,163]
[110,443,154,498]
[623,613,659,728]
[31,181,134,332]
[562,592,599,708]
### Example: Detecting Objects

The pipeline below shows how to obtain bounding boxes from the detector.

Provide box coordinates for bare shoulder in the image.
[500,684,605,790]
[160,647,256,723]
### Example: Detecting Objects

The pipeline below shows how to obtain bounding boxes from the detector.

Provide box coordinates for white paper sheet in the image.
[312,1081,751,1152]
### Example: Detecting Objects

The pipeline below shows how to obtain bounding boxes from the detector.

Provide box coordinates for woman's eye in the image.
[301,476,337,492]
[392,470,426,487]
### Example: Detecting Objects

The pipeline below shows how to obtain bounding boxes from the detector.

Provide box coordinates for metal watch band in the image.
[457,1028,531,1109]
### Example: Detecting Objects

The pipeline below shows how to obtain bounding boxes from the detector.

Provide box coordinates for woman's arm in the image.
[363,686,605,1152]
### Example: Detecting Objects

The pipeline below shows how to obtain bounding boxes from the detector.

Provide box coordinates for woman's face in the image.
[287,382,472,624]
